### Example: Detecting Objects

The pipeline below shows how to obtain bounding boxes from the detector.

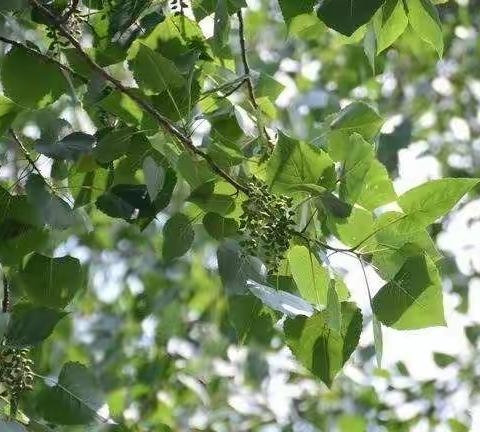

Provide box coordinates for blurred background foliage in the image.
[1,0,480,431]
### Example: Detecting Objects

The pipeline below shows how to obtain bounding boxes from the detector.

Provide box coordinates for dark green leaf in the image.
[372,255,445,329]
[6,303,67,347]
[1,47,68,108]
[317,0,387,36]
[19,253,84,309]
[162,213,195,261]
[38,362,104,425]
[285,302,362,387]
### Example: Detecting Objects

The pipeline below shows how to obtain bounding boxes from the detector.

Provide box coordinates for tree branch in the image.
[26,0,357,257]
[0,35,88,83]
[9,129,60,197]
[60,0,80,23]
[28,0,249,194]
[236,9,274,151]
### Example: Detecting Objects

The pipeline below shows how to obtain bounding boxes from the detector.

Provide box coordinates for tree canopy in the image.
[0,0,479,431]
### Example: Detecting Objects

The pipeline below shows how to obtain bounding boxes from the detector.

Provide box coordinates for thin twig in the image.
[9,129,60,197]
[28,0,249,194]
[0,35,88,83]
[236,9,274,150]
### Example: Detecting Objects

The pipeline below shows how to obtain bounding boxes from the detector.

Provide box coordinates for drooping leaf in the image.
[277,0,316,25]
[228,294,274,344]
[143,156,165,201]
[317,0,387,36]
[287,245,329,306]
[0,96,20,135]
[374,0,409,53]
[214,0,230,46]
[37,132,95,161]
[326,280,342,332]
[398,178,479,229]
[285,302,363,387]
[38,362,104,425]
[19,253,84,309]
[372,255,445,330]
[162,213,195,261]
[266,132,335,201]
[93,127,135,164]
[6,303,67,347]
[217,240,266,296]
[128,42,185,94]
[405,0,444,57]
[1,47,68,108]
[247,280,314,317]
[203,212,238,240]
[26,175,76,230]
[329,102,384,146]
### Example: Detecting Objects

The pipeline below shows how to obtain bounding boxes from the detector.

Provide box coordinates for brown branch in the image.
[28,0,249,194]
[236,9,274,151]
[60,0,80,23]
[0,35,88,83]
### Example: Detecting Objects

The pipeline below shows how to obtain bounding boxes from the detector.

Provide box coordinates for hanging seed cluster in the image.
[239,178,295,274]
[0,347,35,397]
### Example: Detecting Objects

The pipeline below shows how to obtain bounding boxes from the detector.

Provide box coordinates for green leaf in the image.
[398,178,480,229]
[326,206,376,249]
[177,153,216,189]
[372,255,445,330]
[38,362,104,425]
[247,279,315,317]
[143,156,165,201]
[374,0,408,53]
[266,132,335,201]
[316,0,387,36]
[338,134,396,210]
[277,0,316,25]
[203,212,238,240]
[0,96,20,135]
[405,0,444,57]
[93,127,134,164]
[288,245,329,306]
[228,294,274,344]
[326,281,342,332]
[6,303,67,347]
[433,352,456,368]
[214,0,230,46]
[1,47,68,108]
[162,213,195,261]
[329,102,384,144]
[372,211,441,278]
[285,302,363,387]
[26,175,76,230]
[97,172,176,228]
[217,240,266,295]
[19,253,84,309]
[318,192,352,218]
[37,132,95,161]
[128,42,185,94]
